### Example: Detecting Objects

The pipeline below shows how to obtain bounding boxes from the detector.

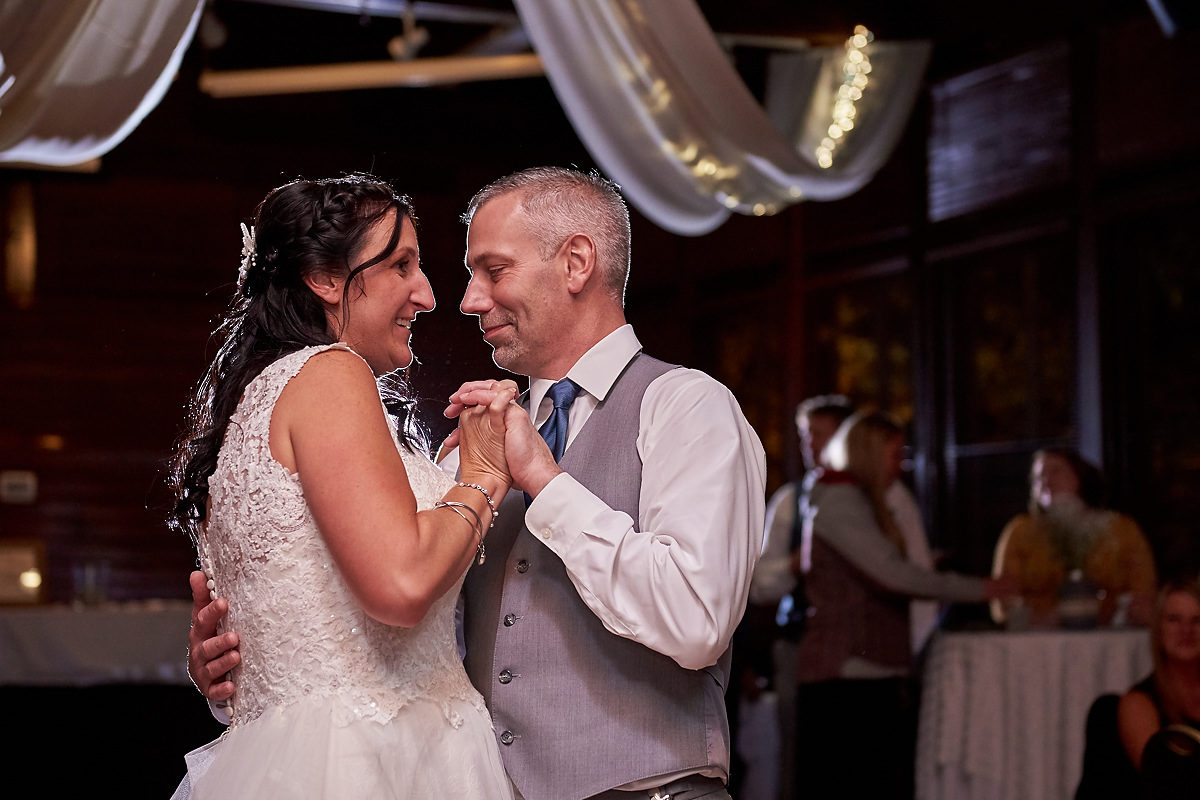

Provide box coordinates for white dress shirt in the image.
[448,324,766,672]
[750,479,804,606]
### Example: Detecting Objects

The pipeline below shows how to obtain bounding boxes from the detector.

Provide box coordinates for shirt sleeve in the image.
[887,482,934,569]
[749,482,798,605]
[524,368,767,671]
[813,483,987,603]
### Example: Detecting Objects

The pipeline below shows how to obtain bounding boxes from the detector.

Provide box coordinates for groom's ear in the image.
[560,233,597,295]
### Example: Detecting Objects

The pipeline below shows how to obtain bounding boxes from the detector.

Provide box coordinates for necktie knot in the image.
[547,378,581,410]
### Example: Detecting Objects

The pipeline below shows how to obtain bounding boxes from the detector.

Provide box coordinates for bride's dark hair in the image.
[168,174,421,544]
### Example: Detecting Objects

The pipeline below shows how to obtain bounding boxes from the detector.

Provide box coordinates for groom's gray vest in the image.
[462,352,732,800]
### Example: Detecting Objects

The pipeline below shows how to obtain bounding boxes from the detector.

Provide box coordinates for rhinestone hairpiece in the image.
[238,222,257,289]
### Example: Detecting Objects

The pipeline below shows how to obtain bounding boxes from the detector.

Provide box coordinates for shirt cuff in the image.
[524,472,612,554]
[208,697,232,726]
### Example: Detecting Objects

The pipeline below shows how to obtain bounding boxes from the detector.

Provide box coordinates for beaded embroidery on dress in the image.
[172,344,512,799]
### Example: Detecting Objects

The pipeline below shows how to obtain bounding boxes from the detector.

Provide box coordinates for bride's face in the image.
[325,212,435,375]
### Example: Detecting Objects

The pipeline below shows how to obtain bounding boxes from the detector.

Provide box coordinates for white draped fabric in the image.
[0,0,204,168]
[514,0,930,235]
[0,0,927,233]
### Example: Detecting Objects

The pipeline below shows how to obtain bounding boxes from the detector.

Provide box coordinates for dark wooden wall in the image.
[2,7,1198,607]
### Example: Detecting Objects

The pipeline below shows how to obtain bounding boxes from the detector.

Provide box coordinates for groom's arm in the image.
[187,570,239,724]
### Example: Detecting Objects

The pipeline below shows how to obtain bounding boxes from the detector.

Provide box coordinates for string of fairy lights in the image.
[815,25,873,169]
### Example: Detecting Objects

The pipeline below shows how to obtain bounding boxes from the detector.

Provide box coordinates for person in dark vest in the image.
[749,394,853,799]
[794,410,1012,800]
[186,166,767,800]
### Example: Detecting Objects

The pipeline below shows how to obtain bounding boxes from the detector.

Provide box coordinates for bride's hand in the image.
[442,379,519,454]
[456,380,518,488]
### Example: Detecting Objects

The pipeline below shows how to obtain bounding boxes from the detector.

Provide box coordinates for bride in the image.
[167,174,520,798]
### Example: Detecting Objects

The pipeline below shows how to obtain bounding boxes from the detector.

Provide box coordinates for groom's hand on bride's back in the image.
[187,569,240,702]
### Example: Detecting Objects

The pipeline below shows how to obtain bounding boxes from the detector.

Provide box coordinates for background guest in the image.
[992,447,1157,628]
[792,409,1013,800]
[751,397,954,798]
[752,395,854,624]
[749,395,852,800]
[1118,579,1200,770]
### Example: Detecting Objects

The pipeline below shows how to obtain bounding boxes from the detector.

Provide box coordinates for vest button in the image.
[498,669,513,684]
[516,559,530,573]
[503,613,517,627]
[499,730,514,745]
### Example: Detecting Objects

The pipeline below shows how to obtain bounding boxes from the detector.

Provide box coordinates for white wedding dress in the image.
[173,344,512,799]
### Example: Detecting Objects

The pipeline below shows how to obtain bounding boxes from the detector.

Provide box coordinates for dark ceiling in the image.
[109,0,1179,200]
[200,0,1164,80]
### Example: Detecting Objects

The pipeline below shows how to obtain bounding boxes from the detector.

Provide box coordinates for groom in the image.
[189,166,766,800]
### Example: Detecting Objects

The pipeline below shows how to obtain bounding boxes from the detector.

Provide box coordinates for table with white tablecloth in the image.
[916,628,1153,800]
[0,600,192,685]
[0,600,221,797]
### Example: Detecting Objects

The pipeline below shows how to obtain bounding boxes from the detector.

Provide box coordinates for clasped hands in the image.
[441,379,563,500]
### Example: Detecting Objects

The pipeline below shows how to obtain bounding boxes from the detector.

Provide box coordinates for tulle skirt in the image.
[171,694,513,799]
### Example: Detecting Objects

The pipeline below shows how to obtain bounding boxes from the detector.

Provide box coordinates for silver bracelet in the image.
[434,501,486,564]
[457,482,499,526]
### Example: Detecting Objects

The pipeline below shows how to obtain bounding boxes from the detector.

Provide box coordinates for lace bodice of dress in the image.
[199,344,481,730]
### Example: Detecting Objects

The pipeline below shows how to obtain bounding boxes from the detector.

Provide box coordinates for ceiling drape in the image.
[513,0,930,235]
[0,0,204,168]
[0,0,927,234]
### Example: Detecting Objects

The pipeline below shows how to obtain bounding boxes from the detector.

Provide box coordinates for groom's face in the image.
[461,192,570,378]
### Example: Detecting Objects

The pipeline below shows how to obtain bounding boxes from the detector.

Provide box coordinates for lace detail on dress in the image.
[199,344,482,731]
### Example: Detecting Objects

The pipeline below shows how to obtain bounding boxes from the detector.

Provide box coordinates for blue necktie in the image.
[538,378,581,463]
[525,379,580,507]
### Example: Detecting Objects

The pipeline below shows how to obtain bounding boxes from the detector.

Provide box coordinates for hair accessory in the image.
[435,500,486,564]
[238,222,257,289]
[457,482,498,526]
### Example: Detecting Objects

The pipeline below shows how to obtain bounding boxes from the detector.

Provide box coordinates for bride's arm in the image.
[281,349,512,627]
[183,353,515,701]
